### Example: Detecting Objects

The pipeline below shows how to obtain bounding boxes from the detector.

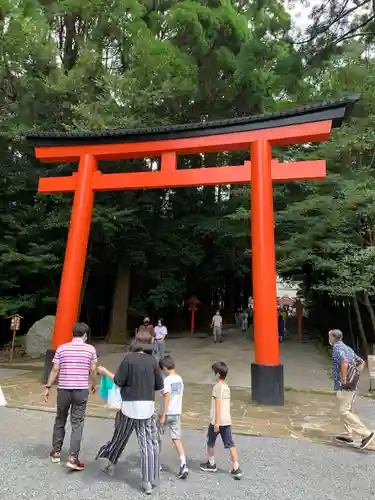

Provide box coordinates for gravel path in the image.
[357,397,375,427]
[0,407,374,500]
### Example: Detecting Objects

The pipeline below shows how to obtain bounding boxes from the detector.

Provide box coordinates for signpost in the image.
[7,314,23,363]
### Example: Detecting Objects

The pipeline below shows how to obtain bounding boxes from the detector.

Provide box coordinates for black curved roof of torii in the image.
[25,93,360,147]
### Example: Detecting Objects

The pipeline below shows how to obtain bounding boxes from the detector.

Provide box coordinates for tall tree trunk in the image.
[224,271,235,322]
[353,293,368,358]
[107,260,131,344]
[363,291,375,344]
[63,14,78,71]
[347,299,356,348]
[224,245,236,322]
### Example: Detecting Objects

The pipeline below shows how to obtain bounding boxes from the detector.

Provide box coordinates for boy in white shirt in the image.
[158,355,188,479]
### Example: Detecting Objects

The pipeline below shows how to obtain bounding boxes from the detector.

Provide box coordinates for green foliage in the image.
[8,0,375,343]
[0,0,300,331]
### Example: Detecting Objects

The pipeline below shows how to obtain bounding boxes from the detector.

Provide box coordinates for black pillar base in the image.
[43,349,56,384]
[251,363,284,406]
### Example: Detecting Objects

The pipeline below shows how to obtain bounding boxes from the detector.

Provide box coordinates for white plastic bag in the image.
[0,386,7,406]
[107,384,122,410]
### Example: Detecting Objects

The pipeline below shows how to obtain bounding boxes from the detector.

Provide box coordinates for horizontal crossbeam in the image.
[34,121,332,163]
[38,159,326,194]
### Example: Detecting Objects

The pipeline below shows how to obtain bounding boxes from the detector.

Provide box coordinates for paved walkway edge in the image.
[1,362,374,398]
[3,403,265,438]
[286,387,375,399]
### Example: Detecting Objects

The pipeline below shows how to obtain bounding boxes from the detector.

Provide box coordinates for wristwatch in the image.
[45,385,51,389]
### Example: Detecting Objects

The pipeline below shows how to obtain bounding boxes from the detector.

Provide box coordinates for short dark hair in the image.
[157,318,164,325]
[160,355,175,370]
[212,361,228,380]
[72,322,90,338]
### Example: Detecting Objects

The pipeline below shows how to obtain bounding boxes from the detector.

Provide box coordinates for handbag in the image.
[107,384,122,410]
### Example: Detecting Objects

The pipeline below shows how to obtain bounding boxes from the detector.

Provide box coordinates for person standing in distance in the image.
[44,322,97,471]
[211,310,223,343]
[240,309,248,332]
[154,318,168,360]
[136,316,155,343]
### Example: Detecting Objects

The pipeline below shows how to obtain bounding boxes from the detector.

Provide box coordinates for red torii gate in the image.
[26,95,358,405]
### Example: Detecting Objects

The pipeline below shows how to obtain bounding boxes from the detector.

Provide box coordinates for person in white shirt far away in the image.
[211,310,223,344]
[154,318,168,360]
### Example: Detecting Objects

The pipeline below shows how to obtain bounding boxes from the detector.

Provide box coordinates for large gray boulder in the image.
[25,315,55,358]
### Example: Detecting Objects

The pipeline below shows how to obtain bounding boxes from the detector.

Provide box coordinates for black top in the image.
[114,351,164,403]
[24,94,360,147]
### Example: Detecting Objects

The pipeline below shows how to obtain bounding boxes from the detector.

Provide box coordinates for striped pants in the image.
[96,411,159,483]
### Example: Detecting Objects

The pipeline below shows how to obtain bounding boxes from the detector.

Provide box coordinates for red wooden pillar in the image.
[51,154,97,349]
[191,308,195,334]
[187,297,199,334]
[250,140,284,405]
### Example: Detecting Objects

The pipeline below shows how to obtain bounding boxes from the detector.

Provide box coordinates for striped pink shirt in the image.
[53,338,97,390]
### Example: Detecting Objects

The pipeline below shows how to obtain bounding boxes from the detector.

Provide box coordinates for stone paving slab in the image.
[1,369,373,446]
[96,333,335,390]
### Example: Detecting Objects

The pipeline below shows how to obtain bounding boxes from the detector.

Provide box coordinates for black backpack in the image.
[342,359,363,391]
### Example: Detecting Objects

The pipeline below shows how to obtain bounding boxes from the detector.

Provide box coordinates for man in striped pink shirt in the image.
[44,322,97,471]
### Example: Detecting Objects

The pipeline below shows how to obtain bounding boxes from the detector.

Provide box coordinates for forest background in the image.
[1,0,375,353]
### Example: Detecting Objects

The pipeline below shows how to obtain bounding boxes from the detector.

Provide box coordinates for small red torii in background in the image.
[187,296,200,334]
[26,94,358,405]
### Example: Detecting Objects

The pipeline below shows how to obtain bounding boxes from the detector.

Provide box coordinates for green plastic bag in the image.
[98,375,114,401]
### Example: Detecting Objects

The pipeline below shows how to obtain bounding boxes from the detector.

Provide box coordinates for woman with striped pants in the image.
[96,334,164,494]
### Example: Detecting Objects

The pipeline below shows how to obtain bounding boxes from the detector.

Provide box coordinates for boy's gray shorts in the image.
[158,415,181,440]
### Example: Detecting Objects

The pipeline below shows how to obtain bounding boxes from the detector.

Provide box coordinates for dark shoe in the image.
[177,464,189,479]
[335,436,354,444]
[141,481,152,495]
[66,457,85,471]
[360,432,375,449]
[200,460,217,472]
[49,451,61,464]
[230,467,243,480]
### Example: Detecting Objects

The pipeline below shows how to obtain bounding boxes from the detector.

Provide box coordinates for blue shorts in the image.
[207,423,235,449]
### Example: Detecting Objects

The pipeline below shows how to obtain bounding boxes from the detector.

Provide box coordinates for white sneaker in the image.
[101,461,115,477]
[142,481,152,495]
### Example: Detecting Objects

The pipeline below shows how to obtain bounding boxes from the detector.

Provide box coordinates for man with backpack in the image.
[329,329,374,449]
